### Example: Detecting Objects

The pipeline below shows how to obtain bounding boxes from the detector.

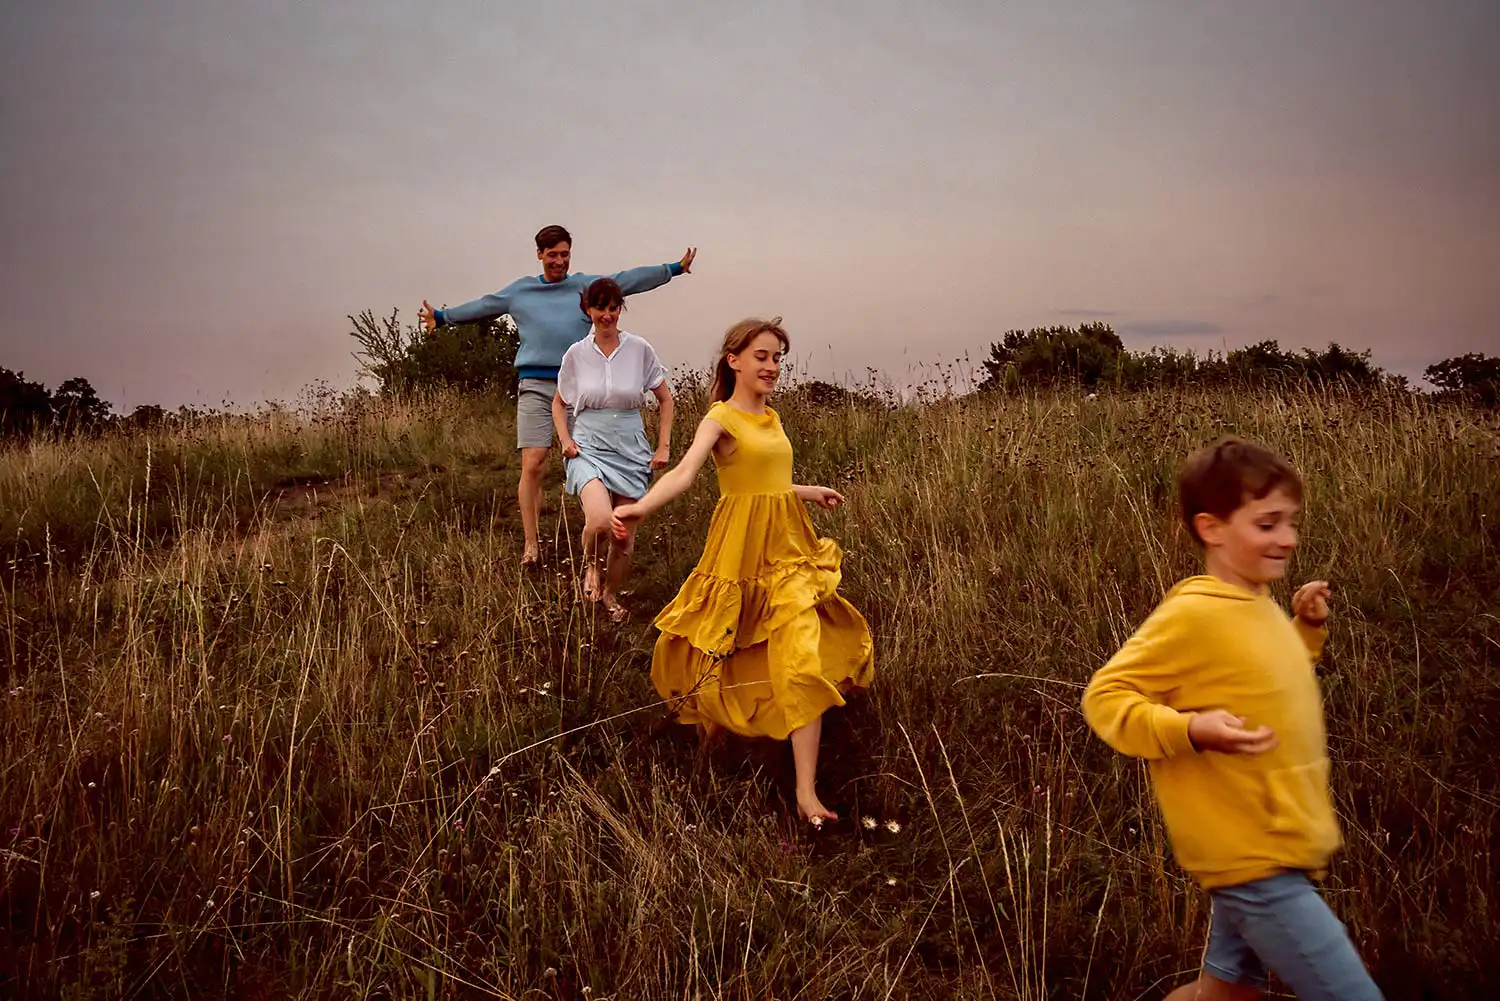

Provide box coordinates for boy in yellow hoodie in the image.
[1082,437,1381,1001]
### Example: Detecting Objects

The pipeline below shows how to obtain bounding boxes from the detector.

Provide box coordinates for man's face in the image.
[538,241,571,282]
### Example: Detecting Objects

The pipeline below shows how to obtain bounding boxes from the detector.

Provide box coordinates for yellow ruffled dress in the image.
[651,401,875,740]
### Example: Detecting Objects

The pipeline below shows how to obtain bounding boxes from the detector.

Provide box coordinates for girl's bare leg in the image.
[790,716,836,822]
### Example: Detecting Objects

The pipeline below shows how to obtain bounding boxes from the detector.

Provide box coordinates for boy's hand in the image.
[1187,710,1279,755]
[1292,580,1332,627]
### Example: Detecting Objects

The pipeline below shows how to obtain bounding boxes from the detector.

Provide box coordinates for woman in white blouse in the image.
[552,277,675,620]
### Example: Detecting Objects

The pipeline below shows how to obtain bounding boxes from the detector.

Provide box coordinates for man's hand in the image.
[1187,709,1279,755]
[418,300,438,333]
[678,248,697,274]
[1292,580,1332,627]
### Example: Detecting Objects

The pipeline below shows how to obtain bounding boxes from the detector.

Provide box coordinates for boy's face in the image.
[1197,486,1301,590]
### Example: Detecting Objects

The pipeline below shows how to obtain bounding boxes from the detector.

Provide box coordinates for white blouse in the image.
[557,330,668,412]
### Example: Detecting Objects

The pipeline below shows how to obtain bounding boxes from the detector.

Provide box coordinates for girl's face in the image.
[728,332,785,395]
[587,301,622,332]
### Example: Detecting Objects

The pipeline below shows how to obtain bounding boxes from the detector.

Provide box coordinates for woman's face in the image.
[728,332,785,395]
[587,301,622,332]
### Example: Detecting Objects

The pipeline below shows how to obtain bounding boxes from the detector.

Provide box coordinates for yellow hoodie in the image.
[1082,575,1342,890]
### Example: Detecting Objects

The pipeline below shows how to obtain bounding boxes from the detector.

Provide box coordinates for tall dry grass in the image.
[1,381,1497,999]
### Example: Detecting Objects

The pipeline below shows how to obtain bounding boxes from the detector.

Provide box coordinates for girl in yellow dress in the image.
[611,317,875,824]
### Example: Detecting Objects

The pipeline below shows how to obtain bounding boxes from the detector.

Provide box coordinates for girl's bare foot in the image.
[582,564,602,602]
[602,595,628,623]
[521,547,540,568]
[797,792,838,826]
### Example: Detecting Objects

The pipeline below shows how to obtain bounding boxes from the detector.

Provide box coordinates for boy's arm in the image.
[1082,605,1199,760]
[1290,580,1331,664]
[432,283,516,328]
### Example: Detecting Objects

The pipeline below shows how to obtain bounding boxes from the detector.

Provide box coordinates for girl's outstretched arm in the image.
[793,484,846,509]
[612,416,725,537]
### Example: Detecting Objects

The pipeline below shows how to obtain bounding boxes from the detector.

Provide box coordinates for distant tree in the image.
[977,322,1125,392]
[1425,353,1500,406]
[128,404,170,430]
[0,366,54,437]
[350,308,519,398]
[51,376,113,432]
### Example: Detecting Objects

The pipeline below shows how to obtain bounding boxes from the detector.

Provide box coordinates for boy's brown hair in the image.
[1178,436,1303,545]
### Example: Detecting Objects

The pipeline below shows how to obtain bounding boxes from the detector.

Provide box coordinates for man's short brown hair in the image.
[534,225,572,252]
[1178,436,1303,545]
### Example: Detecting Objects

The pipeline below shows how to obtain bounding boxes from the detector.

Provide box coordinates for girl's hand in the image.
[651,446,670,470]
[1292,580,1332,627]
[611,503,644,540]
[561,440,580,459]
[418,299,437,332]
[806,486,845,509]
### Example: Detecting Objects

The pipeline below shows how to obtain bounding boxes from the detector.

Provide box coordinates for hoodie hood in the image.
[1166,574,1263,601]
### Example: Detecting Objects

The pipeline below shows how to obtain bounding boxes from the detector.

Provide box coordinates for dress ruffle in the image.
[650,489,874,740]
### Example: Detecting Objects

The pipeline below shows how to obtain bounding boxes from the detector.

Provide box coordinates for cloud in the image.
[1118,319,1224,339]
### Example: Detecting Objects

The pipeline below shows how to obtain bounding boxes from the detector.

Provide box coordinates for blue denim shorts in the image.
[1205,871,1382,1000]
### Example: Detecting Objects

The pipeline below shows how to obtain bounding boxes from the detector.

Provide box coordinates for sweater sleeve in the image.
[1082,602,1199,760]
[611,263,679,296]
[435,283,515,327]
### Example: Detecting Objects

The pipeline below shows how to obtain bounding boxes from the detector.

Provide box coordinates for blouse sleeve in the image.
[556,347,579,406]
[640,340,668,392]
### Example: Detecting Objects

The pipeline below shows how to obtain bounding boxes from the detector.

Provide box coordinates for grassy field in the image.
[1,380,1497,999]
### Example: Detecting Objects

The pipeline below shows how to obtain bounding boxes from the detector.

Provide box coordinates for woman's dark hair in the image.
[579,277,625,317]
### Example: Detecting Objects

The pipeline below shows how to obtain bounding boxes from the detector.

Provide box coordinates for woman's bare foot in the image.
[582,564,602,602]
[601,595,628,622]
[797,792,838,826]
[521,547,541,568]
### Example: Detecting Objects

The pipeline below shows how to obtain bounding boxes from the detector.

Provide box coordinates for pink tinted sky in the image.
[1,0,1497,410]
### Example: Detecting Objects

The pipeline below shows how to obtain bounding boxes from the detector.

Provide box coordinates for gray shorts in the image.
[516,378,559,450]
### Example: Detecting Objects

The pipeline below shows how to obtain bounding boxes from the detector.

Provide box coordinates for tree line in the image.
[3,318,1495,441]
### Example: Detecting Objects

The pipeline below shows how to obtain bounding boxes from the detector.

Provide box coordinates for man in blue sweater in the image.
[418,224,696,565]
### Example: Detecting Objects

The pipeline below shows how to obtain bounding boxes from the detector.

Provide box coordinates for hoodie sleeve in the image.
[1082,601,1200,760]
[1293,618,1327,664]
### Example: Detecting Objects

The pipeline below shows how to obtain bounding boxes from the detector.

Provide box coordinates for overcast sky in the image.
[2,0,1497,410]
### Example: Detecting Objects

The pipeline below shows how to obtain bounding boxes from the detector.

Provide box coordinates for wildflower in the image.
[862,817,877,830]
[884,820,902,834]
[809,816,824,829]
[87,782,97,789]
[90,890,101,900]
[886,877,898,886]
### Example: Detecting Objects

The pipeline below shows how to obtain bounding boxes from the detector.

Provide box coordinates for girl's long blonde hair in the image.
[710,317,790,403]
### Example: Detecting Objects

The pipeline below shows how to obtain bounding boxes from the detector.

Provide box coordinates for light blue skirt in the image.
[565,408,653,500]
